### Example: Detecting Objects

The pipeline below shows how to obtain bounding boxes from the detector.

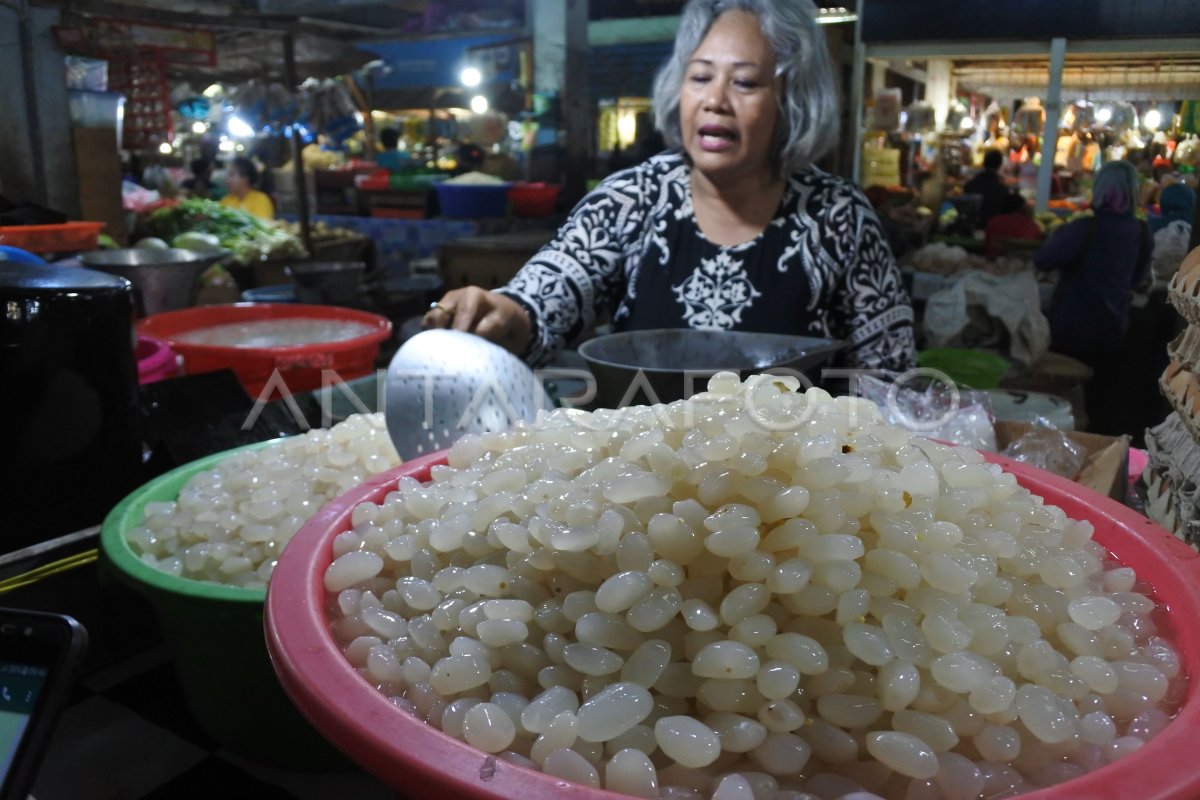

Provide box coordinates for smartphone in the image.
[0,609,87,800]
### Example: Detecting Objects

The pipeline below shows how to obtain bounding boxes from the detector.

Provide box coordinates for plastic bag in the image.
[857,375,997,452]
[1000,417,1087,479]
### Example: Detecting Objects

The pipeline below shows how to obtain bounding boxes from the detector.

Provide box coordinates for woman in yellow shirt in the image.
[221,157,275,219]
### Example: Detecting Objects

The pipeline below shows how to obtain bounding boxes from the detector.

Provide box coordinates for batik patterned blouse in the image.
[499,151,915,372]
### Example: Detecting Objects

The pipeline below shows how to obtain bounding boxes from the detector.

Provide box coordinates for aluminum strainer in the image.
[384,328,555,459]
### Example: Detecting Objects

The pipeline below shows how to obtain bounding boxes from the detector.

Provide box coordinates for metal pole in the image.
[283,33,312,257]
[1036,37,1066,215]
[17,0,48,206]
[849,0,865,185]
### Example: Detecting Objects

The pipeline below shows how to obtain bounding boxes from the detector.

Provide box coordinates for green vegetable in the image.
[97,234,120,249]
[172,231,223,253]
[140,199,306,266]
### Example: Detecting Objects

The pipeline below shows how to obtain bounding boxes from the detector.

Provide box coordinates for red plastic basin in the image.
[265,451,1200,800]
[138,302,392,399]
[508,182,560,218]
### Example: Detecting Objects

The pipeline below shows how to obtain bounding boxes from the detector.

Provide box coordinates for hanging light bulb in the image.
[470,95,489,114]
[158,142,173,155]
[461,67,482,88]
[1095,106,1113,124]
[191,121,207,135]
[1144,108,1162,131]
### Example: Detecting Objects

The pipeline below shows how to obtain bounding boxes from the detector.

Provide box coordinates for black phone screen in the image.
[0,659,49,785]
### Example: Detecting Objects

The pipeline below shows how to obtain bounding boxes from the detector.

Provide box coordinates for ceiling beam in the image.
[34,0,368,39]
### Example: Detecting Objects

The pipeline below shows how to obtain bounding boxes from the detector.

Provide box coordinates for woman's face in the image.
[226,166,249,194]
[679,10,781,184]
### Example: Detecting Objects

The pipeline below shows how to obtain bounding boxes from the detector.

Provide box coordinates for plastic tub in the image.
[508,182,560,217]
[433,182,512,218]
[265,451,1200,800]
[137,303,392,399]
[100,441,349,769]
[0,222,106,254]
[135,334,178,384]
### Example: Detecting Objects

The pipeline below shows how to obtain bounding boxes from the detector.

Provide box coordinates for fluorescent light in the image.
[1144,108,1162,131]
[227,116,255,138]
[158,142,172,154]
[817,6,857,23]
[470,94,489,114]
[191,121,207,134]
[461,67,482,88]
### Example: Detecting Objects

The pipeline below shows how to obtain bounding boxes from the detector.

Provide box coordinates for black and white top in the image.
[499,152,916,372]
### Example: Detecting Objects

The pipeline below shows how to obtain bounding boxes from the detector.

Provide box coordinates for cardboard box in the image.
[994,420,1130,502]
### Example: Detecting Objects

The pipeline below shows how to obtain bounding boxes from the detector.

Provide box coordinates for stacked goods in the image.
[326,374,1184,799]
[1144,246,1200,546]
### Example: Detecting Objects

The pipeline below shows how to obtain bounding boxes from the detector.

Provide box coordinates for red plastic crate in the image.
[0,221,106,253]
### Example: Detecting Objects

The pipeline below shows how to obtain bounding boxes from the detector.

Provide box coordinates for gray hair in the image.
[651,0,839,175]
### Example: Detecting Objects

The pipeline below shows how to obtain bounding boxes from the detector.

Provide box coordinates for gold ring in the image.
[428,302,449,314]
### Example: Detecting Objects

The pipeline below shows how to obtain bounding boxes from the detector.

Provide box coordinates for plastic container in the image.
[917,347,1011,389]
[284,261,365,305]
[100,441,349,769]
[0,222,106,254]
[137,303,392,399]
[433,182,512,218]
[266,451,1200,800]
[135,334,178,384]
[507,182,560,217]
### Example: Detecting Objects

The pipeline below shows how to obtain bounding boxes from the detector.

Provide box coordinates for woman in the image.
[426,0,915,373]
[1034,159,1151,436]
[220,157,275,220]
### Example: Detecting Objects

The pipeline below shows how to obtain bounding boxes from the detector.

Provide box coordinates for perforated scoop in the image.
[384,328,555,459]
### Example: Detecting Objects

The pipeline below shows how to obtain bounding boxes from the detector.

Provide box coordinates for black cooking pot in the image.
[1,261,143,549]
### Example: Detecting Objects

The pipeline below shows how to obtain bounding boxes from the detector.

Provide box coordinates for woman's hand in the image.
[422,286,534,356]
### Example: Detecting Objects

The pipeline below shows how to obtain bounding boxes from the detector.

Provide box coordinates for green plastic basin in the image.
[99,440,350,770]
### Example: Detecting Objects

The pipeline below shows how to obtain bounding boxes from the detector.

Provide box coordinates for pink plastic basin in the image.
[265,450,1200,800]
[135,334,178,384]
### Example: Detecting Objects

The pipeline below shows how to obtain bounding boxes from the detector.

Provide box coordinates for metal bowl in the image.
[284,261,365,306]
[80,247,229,316]
[577,328,844,408]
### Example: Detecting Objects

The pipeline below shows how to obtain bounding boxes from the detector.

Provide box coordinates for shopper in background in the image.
[963,148,1010,225]
[220,157,275,220]
[984,192,1042,258]
[181,158,214,200]
[375,127,408,171]
[1150,182,1196,234]
[1034,159,1151,437]
[424,0,915,373]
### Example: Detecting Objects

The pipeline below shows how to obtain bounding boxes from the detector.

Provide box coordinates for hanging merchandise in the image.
[904,101,936,134]
[944,100,971,134]
[1061,100,1095,132]
[1011,97,1045,141]
[298,79,362,144]
[867,88,902,132]
[1179,100,1200,135]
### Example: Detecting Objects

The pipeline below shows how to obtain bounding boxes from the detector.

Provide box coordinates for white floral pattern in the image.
[672,249,763,329]
[498,151,915,371]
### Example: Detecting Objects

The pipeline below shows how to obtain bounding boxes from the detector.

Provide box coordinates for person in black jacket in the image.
[963,149,1010,225]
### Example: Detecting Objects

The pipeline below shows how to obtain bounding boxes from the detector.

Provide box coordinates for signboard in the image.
[54,17,216,66]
